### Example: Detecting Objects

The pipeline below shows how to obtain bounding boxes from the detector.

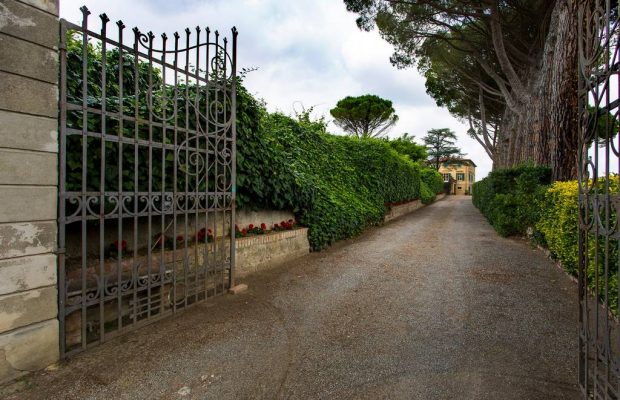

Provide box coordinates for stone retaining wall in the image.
[64,209,296,259]
[0,0,60,384]
[384,193,446,223]
[236,228,309,277]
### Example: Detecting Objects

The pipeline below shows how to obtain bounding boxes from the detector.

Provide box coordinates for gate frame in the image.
[577,1,619,398]
[57,7,237,358]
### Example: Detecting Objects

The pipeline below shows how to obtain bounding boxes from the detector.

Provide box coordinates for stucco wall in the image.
[438,161,476,195]
[0,0,60,383]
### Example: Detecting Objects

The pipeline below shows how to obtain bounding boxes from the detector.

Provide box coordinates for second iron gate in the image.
[577,0,620,398]
[57,7,237,357]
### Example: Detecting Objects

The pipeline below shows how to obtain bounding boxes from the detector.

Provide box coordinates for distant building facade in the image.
[436,158,476,195]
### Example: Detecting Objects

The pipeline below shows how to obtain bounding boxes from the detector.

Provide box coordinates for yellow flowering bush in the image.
[538,177,618,312]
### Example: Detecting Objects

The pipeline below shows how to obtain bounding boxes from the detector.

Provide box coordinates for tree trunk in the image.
[494,0,579,181]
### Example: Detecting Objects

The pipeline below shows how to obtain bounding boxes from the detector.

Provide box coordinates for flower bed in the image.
[234,219,297,238]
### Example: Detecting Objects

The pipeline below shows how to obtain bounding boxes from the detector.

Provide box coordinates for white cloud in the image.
[60,0,492,179]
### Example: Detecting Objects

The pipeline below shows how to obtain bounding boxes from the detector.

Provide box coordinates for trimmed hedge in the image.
[420,168,444,204]
[65,37,429,252]
[473,165,619,313]
[471,165,551,236]
[537,177,618,313]
[536,181,580,275]
[236,90,423,250]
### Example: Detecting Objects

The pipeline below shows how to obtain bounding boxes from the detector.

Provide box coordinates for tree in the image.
[423,128,462,170]
[419,37,502,163]
[386,133,427,162]
[343,0,582,180]
[330,94,398,138]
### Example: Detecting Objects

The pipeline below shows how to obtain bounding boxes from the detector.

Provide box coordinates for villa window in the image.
[457,173,465,181]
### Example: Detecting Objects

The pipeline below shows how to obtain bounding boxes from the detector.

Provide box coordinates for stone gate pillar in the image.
[0,0,60,383]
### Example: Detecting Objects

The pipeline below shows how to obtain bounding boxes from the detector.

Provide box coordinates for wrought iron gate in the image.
[578,1,620,398]
[58,7,237,357]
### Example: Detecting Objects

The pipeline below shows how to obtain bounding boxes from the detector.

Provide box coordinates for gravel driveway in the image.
[2,196,580,399]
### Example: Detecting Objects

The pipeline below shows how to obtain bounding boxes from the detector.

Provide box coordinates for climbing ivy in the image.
[237,109,422,249]
[65,33,427,250]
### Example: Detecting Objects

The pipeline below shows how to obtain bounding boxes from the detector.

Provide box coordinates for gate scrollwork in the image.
[58,7,237,357]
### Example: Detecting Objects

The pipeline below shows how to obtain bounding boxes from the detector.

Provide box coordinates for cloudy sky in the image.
[60,0,492,179]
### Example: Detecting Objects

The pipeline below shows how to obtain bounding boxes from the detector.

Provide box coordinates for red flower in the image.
[196,229,205,240]
[241,228,248,235]
[176,235,184,242]
[249,224,254,230]
[273,223,279,228]
[207,228,212,234]
[113,239,127,251]
[260,223,267,230]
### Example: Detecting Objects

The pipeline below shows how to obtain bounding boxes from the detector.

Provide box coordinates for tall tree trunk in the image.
[495,0,579,180]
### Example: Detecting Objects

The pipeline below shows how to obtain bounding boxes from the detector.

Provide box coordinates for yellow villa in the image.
[437,158,477,195]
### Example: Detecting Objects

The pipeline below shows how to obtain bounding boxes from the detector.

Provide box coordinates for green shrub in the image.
[238,111,421,250]
[536,181,580,275]
[64,35,425,251]
[421,168,444,195]
[474,165,619,313]
[537,177,618,313]
[419,180,435,204]
[472,164,551,237]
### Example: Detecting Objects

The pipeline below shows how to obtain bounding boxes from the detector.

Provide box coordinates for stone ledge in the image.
[384,194,446,223]
[0,286,57,334]
[236,228,310,277]
[0,319,59,385]
[236,228,308,249]
[384,200,423,222]
[228,283,248,295]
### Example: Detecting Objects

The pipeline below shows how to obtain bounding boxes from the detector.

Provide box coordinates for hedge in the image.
[420,168,444,204]
[536,181,580,275]
[237,100,423,249]
[538,177,618,313]
[472,165,619,313]
[471,165,551,237]
[65,35,430,251]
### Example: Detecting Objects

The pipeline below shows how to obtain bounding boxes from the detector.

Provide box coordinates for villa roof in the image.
[433,158,477,167]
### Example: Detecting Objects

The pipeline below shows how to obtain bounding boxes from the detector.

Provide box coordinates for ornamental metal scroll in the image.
[58,7,237,357]
[577,1,620,398]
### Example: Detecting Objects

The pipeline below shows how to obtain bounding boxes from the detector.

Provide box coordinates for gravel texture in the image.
[1,196,580,399]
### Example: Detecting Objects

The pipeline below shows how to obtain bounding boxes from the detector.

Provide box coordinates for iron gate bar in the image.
[577,1,620,399]
[58,7,237,358]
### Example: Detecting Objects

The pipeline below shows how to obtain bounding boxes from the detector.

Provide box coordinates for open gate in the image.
[577,1,620,398]
[57,7,237,357]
